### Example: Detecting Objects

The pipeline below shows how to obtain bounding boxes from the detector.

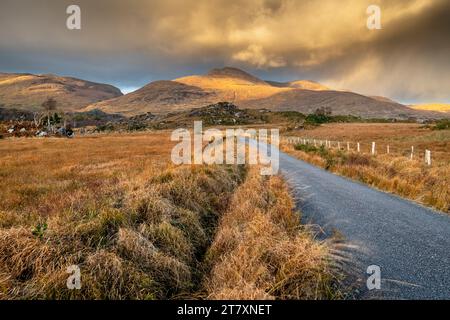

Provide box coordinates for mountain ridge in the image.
[0,73,123,112]
[86,67,445,119]
[1,68,447,119]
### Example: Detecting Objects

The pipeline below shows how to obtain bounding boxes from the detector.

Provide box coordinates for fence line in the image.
[283,136,432,166]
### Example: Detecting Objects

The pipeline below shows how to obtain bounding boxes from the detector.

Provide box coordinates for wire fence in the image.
[283,136,433,166]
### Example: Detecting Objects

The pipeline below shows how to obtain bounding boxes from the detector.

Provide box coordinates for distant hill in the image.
[0,73,122,112]
[174,67,288,102]
[239,90,422,119]
[85,67,445,119]
[86,67,292,115]
[85,80,218,116]
[409,104,450,113]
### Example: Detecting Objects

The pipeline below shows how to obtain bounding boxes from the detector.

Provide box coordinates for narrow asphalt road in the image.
[277,149,450,299]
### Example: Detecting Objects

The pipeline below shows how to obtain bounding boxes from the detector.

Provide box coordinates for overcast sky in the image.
[1,0,449,103]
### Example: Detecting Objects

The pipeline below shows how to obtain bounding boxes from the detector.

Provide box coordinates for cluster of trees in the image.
[34,97,72,133]
[305,107,333,124]
[29,97,74,137]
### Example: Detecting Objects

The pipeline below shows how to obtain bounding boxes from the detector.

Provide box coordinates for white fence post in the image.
[410,146,414,160]
[371,142,376,155]
[425,150,431,166]
[347,142,350,151]
[387,145,390,154]
[357,142,360,153]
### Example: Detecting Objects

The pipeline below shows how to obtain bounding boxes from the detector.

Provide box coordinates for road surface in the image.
[246,135,450,299]
[276,146,450,299]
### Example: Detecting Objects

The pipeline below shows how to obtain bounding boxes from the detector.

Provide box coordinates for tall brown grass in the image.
[286,123,450,163]
[282,143,449,213]
[0,132,334,299]
[204,167,336,300]
[0,133,245,299]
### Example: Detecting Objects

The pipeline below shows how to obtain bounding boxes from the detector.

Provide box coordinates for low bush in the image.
[294,143,318,153]
[432,119,450,130]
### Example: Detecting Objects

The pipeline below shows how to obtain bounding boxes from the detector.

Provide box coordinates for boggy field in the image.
[283,123,449,213]
[0,132,335,299]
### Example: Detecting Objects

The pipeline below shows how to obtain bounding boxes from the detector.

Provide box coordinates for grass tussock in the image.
[204,167,335,300]
[0,164,243,299]
[0,133,245,299]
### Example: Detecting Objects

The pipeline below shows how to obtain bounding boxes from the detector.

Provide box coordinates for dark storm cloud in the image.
[0,0,449,102]
[318,0,450,103]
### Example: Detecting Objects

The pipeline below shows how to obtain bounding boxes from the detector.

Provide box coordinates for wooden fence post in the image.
[425,150,431,166]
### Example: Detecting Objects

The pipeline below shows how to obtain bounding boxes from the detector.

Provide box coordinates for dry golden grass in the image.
[204,167,337,300]
[282,140,449,213]
[287,123,450,163]
[284,123,449,213]
[0,132,172,227]
[0,132,245,299]
[0,132,334,300]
